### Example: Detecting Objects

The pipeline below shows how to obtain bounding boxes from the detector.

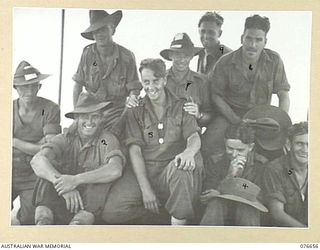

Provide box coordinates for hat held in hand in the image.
[65,92,112,119]
[160,32,202,61]
[14,61,50,86]
[81,10,123,40]
[213,177,268,212]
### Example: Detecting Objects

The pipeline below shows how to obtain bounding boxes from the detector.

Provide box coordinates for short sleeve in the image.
[199,76,212,113]
[99,132,126,167]
[72,47,88,86]
[272,55,290,93]
[43,103,61,135]
[208,60,228,99]
[262,166,287,204]
[125,108,144,147]
[125,52,142,93]
[182,108,199,140]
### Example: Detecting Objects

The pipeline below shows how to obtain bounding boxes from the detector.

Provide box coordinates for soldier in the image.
[12,61,61,225]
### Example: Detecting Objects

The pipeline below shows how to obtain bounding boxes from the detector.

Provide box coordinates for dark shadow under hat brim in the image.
[160,47,202,61]
[213,194,268,213]
[65,101,112,119]
[13,74,50,86]
[81,10,123,40]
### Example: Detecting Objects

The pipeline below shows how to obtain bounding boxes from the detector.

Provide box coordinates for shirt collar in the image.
[231,46,272,67]
[93,42,120,60]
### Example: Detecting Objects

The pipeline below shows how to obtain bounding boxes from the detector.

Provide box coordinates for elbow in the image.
[109,165,123,181]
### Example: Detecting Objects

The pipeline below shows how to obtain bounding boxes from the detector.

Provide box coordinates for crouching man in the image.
[31,92,126,225]
[200,123,268,226]
[126,58,204,225]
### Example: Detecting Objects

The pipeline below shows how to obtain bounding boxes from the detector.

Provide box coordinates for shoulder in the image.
[81,43,95,54]
[116,43,136,61]
[263,48,282,61]
[38,97,60,111]
[215,49,235,66]
[265,155,288,173]
[220,44,232,54]
[190,70,207,85]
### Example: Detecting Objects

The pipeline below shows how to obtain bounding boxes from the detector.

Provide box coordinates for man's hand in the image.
[174,150,196,171]
[54,175,79,195]
[200,189,220,204]
[141,187,160,214]
[227,155,246,178]
[62,190,84,214]
[126,95,140,108]
[183,102,200,119]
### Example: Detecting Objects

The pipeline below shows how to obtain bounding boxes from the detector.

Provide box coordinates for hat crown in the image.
[14,61,40,78]
[219,178,260,202]
[76,92,102,110]
[89,10,111,25]
[170,32,194,49]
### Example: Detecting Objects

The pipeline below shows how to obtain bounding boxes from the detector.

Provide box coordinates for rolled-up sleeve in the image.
[43,103,61,135]
[272,55,290,93]
[209,61,227,100]
[125,52,141,93]
[263,166,287,204]
[182,108,199,140]
[125,108,144,147]
[40,134,67,162]
[100,132,126,167]
[72,48,88,86]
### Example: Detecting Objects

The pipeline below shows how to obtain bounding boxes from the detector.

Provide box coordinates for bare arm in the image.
[268,199,306,227]
[30,149,61,183]
[129,144,159,214]
[277,90,290,113]
[185,131,201,155]
[13,134,56,156]
[73,82,83,107]
[213,93,241,124]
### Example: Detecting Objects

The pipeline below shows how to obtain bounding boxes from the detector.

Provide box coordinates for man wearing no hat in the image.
[204,14,290,157]
[12,61,61,225]
[31,93,126,225]
[73,10,141,136]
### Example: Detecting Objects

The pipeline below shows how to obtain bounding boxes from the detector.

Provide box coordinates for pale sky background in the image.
[13,8,311,128]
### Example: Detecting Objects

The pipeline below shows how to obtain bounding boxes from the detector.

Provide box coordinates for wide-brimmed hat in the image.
[65,92,112,119]
[213,177,268,212]
[81,10,123,40]
[243,105,292,151]
[13,61,50,86]
[160,33,202,61]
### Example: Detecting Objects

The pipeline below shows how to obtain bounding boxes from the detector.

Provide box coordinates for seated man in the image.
[12,61,61,225]
[263,122,308,227]
[125,58,204,225]
[31,92,126,225]
[200,123,268,226]
[205,14,290,156]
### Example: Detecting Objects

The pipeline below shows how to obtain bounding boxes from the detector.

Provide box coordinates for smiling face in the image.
[225,139,254,161]
[198,21,222,50]
[77,111,103,139]
[15,83,41,105]
[140,68,166,102]
[169,51,192,72]
[241,28,267,62]
[92,24,114,47]
[290,133,308,166]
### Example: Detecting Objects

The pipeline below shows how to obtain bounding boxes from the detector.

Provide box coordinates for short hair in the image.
[288,122,308,142]
[198,12,224,28]
[244,14,270,34]
[225,123,255,144]
[139,58,166,78]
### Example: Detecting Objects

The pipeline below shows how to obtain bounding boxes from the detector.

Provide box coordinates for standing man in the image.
[31,93,126,225]
[125,58,203,225]
[12,61,61,225]
[263,122,308,227]
[73,10,141,135]
[204,14,290,156]
[197,12,232,75]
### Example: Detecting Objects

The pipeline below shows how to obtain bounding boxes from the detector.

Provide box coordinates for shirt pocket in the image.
[108,74,127,97]
[255,79,273,105]
[142,125,158,145]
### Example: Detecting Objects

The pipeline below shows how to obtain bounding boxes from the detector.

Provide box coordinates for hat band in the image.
[219,188,258,202]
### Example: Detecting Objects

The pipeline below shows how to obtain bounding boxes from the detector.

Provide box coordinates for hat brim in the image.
[81,11,123,40]
[13,74,50,86]
[160,47,202,61]
[65,101,112,119]
[214,194,268,213]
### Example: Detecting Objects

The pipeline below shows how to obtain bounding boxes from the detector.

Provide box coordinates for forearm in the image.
[278,91,290,113]
[129,145,153,192]
[184,132,201,156]
[75,156,123,185]
[73,82,83,106]
[213,94,240,124]
[13,138,42,156]
[272,210,306,227]
[30,153,61,183]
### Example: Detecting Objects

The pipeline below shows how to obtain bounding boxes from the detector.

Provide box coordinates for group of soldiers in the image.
[12,10,308,227]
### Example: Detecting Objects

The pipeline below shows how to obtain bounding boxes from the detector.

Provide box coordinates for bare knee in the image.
[35,206,54,225]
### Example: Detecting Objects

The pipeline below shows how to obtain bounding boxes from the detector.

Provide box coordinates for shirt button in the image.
[159,138,164,144]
